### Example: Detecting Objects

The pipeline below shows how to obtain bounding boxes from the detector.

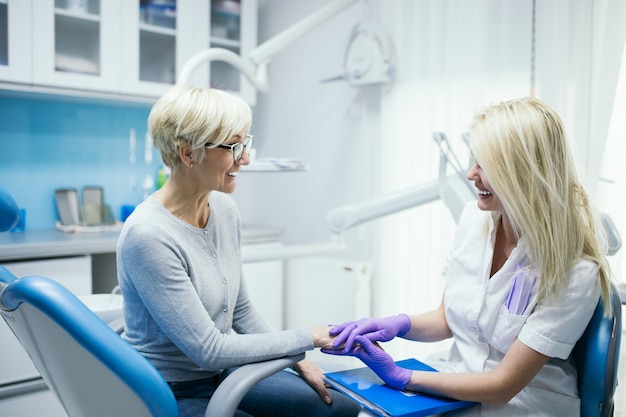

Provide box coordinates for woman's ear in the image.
[178,144,195,168]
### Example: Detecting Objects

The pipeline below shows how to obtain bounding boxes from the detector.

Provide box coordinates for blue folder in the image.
[324,358,477,417]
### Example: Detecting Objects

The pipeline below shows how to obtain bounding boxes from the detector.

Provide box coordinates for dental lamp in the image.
[179,1,471,261]
[219,2,623,262]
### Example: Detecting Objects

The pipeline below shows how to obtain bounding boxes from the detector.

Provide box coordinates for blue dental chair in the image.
[0,186,303,417]
[574,282,622,417]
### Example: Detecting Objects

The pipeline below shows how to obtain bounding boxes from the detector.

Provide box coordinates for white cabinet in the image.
[0,256,92,385]
[118,0,258,101]
[0,0,32,84]
[0,255,93,296]
[32,0,121,93]
[118,0,203,98]
[0,388,68,417]
[207,0,257,105]
[0,255,91,417]
[0,0,257,103]
[243,257,284,330]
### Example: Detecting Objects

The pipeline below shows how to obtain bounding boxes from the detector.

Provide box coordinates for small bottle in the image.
[156,166,170,189]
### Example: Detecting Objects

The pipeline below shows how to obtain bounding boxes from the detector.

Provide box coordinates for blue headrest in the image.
[0,186,19,232]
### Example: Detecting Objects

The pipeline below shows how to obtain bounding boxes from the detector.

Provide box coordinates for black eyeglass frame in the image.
[205,134,254,162]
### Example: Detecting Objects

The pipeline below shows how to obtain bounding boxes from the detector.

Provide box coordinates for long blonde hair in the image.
[469,97,611,311]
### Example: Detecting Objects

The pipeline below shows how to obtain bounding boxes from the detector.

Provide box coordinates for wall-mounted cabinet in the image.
[0,0,257,104]
[119,0,200,98]
[208,0,257,105]
[32,0,120,93]
[147,0,258,104]
[0,0,32,84]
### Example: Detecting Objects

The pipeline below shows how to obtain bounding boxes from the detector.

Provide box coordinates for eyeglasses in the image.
[205,134,254,162]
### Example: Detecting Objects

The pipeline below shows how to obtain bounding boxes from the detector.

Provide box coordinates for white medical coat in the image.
[426,202,601,416]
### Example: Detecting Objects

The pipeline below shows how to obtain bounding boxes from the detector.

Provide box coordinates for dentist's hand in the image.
[329,314,411,353]
[323,336,412,390]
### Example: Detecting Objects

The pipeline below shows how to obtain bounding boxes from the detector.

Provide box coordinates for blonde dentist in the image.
[324,97,612,416]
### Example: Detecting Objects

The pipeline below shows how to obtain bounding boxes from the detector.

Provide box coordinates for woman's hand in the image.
[293,358,333,404]
[311,325,335,348]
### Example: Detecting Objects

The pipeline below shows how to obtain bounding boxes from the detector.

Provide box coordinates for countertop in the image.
[0,230,120,261]
[0,226,283,262]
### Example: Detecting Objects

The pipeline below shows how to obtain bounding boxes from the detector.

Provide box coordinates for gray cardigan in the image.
[117,192,312,382]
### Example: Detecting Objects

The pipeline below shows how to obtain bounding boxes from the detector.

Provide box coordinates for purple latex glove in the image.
[329,314,411,352]
[322,336,412,390]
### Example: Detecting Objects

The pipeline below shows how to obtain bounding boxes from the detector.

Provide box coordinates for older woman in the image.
[117,84,360,417]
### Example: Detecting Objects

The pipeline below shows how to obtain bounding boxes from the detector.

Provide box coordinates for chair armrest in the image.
[204,353,305,417]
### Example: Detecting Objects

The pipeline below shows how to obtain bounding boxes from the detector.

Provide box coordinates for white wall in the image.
[235,0,594,248]
[235,1,613,329]
[234,0,377,261]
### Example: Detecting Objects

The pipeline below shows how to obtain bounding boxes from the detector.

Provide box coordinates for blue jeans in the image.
[172,368,362,417]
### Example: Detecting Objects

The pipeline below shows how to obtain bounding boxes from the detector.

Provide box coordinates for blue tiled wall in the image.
[0,94,161,230]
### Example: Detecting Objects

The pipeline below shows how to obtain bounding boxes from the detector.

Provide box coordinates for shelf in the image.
[55,8,100,22]
[139,23,177,36]
[242,159,310,172]
[210,36,241,49]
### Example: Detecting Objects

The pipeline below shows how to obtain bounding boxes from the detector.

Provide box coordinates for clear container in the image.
[141,4,176,29]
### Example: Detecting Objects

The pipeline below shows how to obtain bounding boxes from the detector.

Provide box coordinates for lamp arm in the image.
[177,48,270,91]
[249,0,360,65]
[326,180,441,233]
[177,0,360,88]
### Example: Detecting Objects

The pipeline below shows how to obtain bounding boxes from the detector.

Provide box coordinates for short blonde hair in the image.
[469,97,610,310]
[148,84,252,168]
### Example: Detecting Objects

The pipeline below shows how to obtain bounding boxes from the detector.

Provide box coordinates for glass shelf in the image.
[139,29,176,84]
[54,7,101,75]
[54,8,100,22]
[210,36,241,49]
[139,23,176,36]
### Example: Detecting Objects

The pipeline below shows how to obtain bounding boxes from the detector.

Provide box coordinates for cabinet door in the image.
[0,256,92,386]
[31,0,121,93]
[118,0,205,98]
[242,258,283,330]
[0,0,32,84]
[206,0,257,105]
[0,388,68,417]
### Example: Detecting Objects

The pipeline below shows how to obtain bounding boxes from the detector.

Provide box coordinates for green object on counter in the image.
[156,166,169,189]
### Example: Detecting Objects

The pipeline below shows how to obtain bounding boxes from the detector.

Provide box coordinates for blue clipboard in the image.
[324,358,477,417]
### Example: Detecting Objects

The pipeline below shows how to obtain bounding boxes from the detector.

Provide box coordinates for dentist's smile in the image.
[477,187,493,199]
